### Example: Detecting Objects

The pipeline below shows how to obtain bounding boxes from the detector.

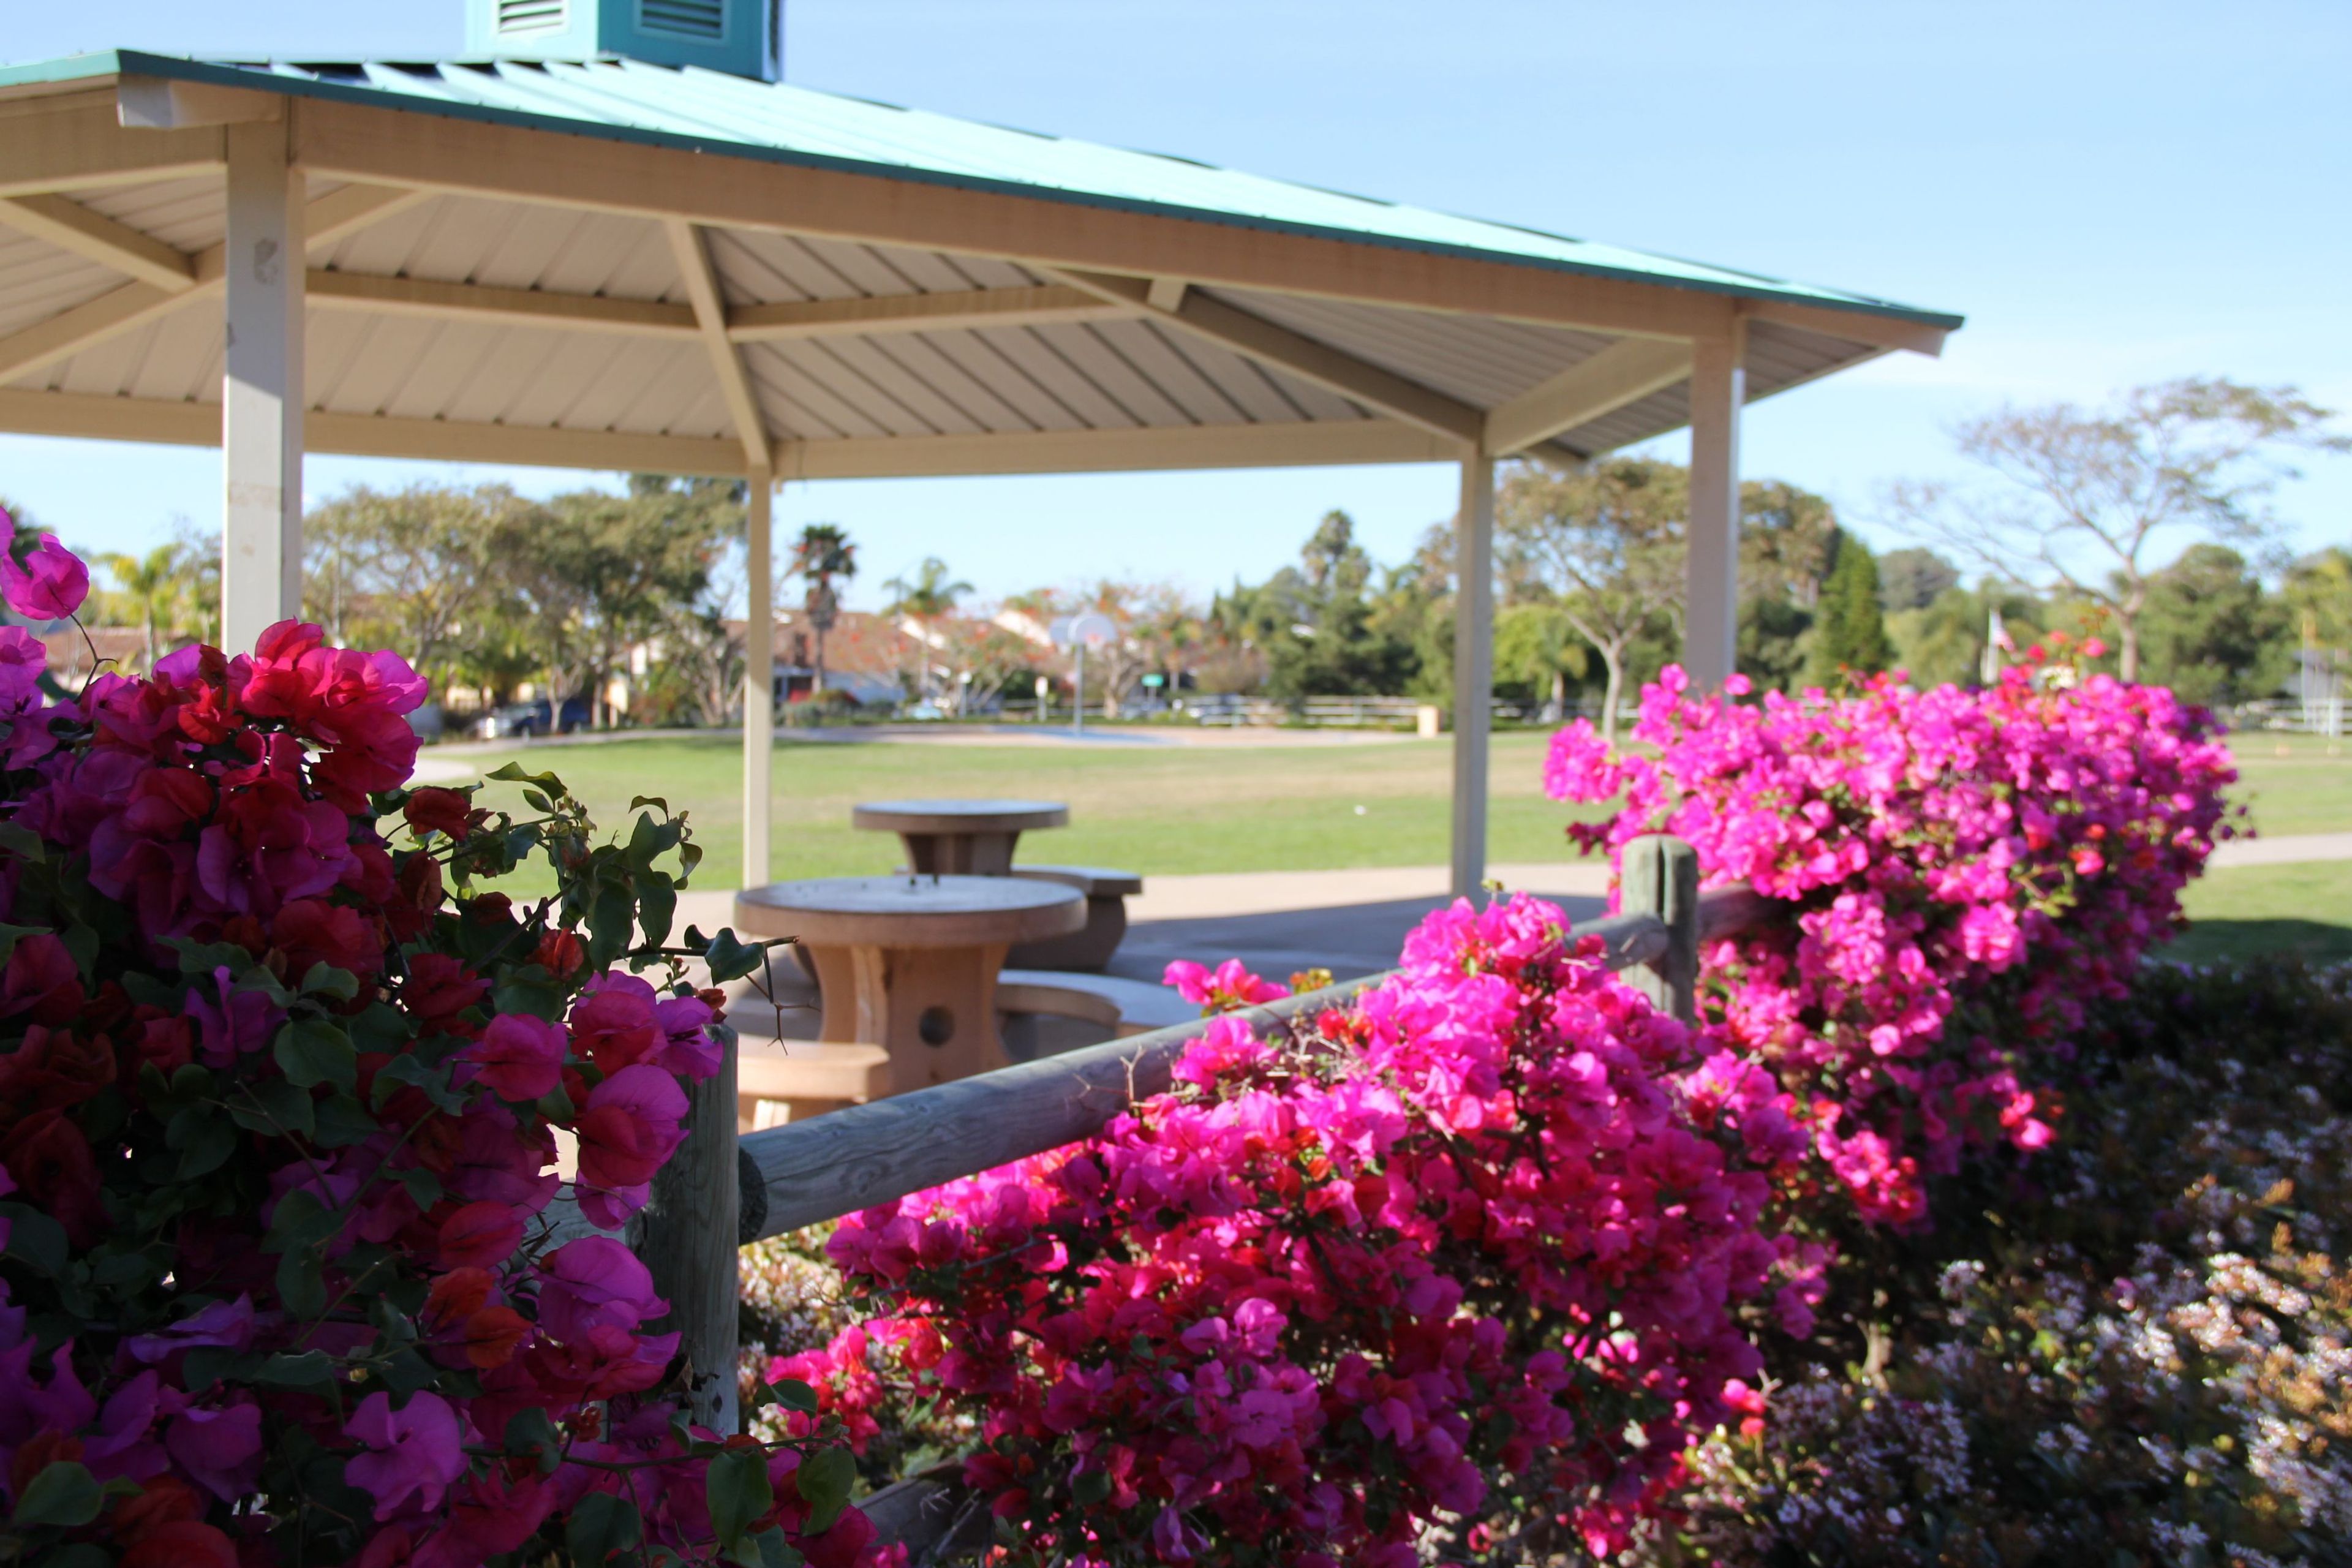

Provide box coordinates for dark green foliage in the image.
[1803,534,1893,686]
[2139,543,2294,704]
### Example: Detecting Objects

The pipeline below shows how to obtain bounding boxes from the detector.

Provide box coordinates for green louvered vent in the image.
[496,0,568,33]
[636,0,726,40]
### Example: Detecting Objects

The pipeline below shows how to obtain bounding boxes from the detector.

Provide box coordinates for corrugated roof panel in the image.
[804,334,990,436]
[858,333,1043,433]
[1026,321,1198,428]
[1219,288,1615,409]
[1155,332,1313,426]
[601,347,730,437]
[955,325,1144,432]
[747,342,909,440]
[0,51,1961,333]
[0,252,122,340]
[1093,318,1253,427]
[75,176,225,254]
[909,329,1087,432]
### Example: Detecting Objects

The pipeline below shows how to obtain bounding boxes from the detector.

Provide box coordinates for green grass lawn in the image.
[454,729,1614,895]
[447,729,2351,959]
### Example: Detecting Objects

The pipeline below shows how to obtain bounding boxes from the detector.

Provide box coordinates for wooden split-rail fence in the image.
[624,835,1768,1558]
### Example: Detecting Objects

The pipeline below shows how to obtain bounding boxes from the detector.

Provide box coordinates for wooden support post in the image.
[1450,452,1496,897]
[638,1029,742,1433]
[742,473,774,888]
[1623,834,1700,1022]
[220,122,304,652]
[1684,321,1745,690]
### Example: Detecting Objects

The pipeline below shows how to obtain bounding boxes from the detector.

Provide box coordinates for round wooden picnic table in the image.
[851,797,1069,877]
[732,875,1085,1093]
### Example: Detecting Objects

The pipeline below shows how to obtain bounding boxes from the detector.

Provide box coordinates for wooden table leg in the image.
[899,831,1020,876]
[807,939,1015,1093]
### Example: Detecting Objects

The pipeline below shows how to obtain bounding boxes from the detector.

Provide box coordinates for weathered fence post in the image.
[636,1032,741,1432]
[1623,834,1700,1022]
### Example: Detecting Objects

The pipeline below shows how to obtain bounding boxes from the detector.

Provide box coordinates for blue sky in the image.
[2,0,2346,610]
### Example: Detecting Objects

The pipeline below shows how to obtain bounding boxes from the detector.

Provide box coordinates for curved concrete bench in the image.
[736,1041,892,1131]
[1006,865,1144,971]
[995,967,1198,1061]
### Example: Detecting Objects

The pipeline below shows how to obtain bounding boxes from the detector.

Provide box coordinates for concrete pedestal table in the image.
[732,875,1085,1093]
[851,798,1069,876]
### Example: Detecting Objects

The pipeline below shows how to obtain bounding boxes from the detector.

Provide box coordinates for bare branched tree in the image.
[1885,379,2346,680]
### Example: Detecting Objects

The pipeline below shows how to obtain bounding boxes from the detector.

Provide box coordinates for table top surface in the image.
[851,798,1069,834]
[734,874,1085,946]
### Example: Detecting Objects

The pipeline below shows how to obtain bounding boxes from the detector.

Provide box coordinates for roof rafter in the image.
[728,284,1124,341]
[666,217,772,473]
[1482,337,1692,457]
[0,193,196,292]
[0,181,426,385]
[0,386,1469,480]
[1045,268,1482,448]
[307,270,699,336]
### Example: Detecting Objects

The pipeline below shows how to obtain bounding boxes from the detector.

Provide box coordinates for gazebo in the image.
[0,1,1961,894]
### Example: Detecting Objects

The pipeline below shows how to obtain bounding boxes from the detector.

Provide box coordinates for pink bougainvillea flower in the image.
[568,973,663,1073]
[571,1063,688,1229]
[459,1012,569,1101]
[165,1396,264,1501]
[0,526,88,620]
[535,1236,668,1343]
[343,1390,467,1520]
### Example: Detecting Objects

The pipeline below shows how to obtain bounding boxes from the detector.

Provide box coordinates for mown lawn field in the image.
[440,728,2350,959]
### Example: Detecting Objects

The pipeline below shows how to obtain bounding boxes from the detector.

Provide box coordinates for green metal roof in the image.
[2,48,1961,334]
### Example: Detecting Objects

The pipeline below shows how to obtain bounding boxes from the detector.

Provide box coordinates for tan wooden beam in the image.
[116,75,285,130]
[772,418,1460,479]
[0,182,426,385]
[0,102,223,198]
[1482,337,1692,456]
[666,219,771,470]
[0,193,197,292]
[1744,297,1947,358]
[0,386,1464,479]
[726,284,1122,341]
[307,270,699,336]
[1048,268,1482,447]
[291,97,1747,341]
[0,387,747,476]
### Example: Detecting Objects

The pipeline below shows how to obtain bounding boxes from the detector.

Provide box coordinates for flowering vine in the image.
[1544,661,2237,1226]
[778,897,1787,1565]
[0,516,878,1567]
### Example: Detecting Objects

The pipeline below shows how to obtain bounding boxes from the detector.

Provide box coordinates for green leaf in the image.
[10,1460,102,1528]
[793,1444,856,1536]
[503,1407,565,1474]
[0,820,46,861]
[0,921,48,968]
[486,760,564,788]
[372,1052,465,1113]
[565,1490,644,1562]
[298,961,361,1001]
[638,876,676,951]
[765,1378,818,1415]
[396,1167,445,1211]
[492,963,566,1022]
[587,881,634,969]
[534,1084,575,1123]
[1071,1467,1112,1506]
[628,794,670,813]
[178,1345,243,1395]
[276,1247,328,1319]
[257,1350,336,1387]
[706,1444,774,1548]
[703,929,767,984]
[349,1002,418,1055]
[162,937,259,978]
[169,1111,238,1180]
[0,1204,68,1276]
[230,1077,317,1140]
[314,1093,378,1148]
[275,1018,358,1094]
[265,1189,341,1256]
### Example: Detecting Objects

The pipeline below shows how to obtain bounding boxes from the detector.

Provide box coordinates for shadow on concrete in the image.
[1106,892,1613,986]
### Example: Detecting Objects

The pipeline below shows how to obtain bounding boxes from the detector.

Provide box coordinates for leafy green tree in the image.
[505,475,740,728]
[1887,582,2051,689]
[1734,478,1841,692]
[304,483,532,694]
[1494,603,1588,718]
[1220,511,1417,701]
[1889,379,2346,679]
[97,544,197,671]
[2138,543,2292,705]
[1497,458,1684,741]
[787,523,857,696]
[881,557,973,701]
[1879,548,1962,612]
[1804,535,1894,687]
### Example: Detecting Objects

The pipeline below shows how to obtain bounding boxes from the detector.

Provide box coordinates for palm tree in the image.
[100,545,187,672]
[881,557,973,702]
[787,524,857,698]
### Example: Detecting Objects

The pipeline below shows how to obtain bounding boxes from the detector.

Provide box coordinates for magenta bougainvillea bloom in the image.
[1545,662,2235,1226]
[0,514,87,620]
[0,522,877,1567]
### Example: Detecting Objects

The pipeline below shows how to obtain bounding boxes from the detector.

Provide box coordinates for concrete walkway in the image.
[2210,832,2352,868]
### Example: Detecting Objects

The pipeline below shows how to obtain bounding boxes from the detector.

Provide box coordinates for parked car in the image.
[477,698,589,739]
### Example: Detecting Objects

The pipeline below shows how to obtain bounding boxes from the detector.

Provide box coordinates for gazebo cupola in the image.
[466,0,781,80]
